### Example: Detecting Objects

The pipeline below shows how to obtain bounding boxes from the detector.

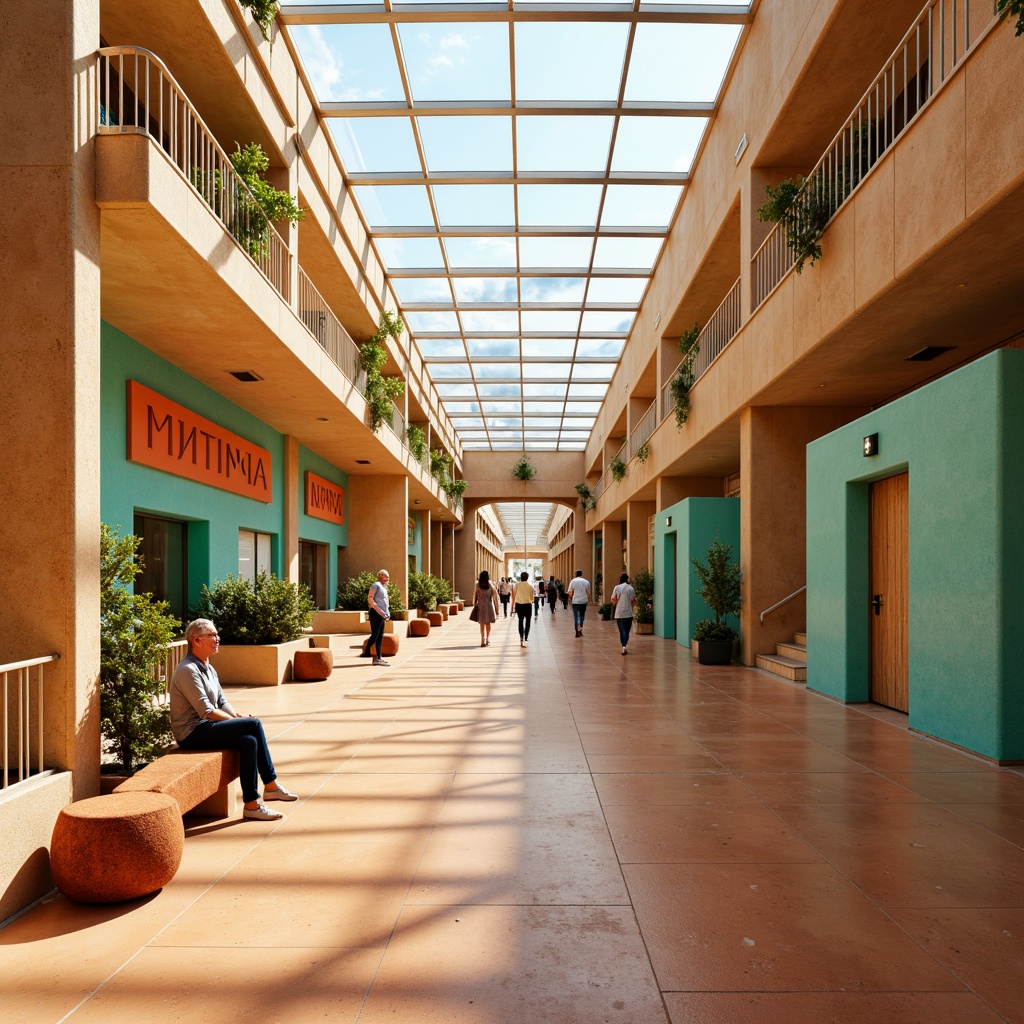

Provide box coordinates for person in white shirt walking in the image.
[611,572,637,655]
[566,569,593,637]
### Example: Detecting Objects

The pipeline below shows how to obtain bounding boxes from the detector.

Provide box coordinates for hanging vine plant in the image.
[756,175,831,273]
[442,477,469,499]
[238,0,279,41]
[672,323,700,428]
[429,448,452,480]
[997,0,1024,35]
[361,311,406,434]
[610,455,627,482]
[635,441,650,464]
[512,454,535,481]
[575,482,594,511]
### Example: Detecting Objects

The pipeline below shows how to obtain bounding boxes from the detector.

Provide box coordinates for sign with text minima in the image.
[305,471,345,525]
[126,380,272,502]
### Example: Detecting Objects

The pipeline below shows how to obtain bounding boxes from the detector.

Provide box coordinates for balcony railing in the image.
[98,46,291,302]
[150,639,188,702]
[628,400,658,460]
[297,268,366,393]
[751,0,988,309]
[1,653,59,792]
[661,276,742,421]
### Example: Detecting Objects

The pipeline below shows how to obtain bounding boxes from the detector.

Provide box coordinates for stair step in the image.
[776,641,807,663]
[755,653,807,682]
[793,631,807,646]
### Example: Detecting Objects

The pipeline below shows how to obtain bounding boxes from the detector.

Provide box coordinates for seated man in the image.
[169,618,297,821]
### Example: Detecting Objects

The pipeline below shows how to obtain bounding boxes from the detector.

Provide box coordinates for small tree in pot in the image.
[691,534,741,664]
[632,566,655,634]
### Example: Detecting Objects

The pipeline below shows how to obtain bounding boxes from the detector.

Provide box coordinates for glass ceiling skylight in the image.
[281,3,749,451]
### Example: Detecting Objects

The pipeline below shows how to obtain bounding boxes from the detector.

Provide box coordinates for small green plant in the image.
[632,566,655,625]
[408,571,446,612]
[192,569,315,645]
[610,455,627,482]
[512,453,535,481]
[635,441,650,464]
[238,0,279,41]
[997,0,1024,36]
[407,424,428,462]
[598,603,613,619]
[100,525,180,775]
[336,570,405,615]
[575,482,594,511]
[361,311,406,433]
[442,477,468,499]
[757,175,830,273]
[691,534,742,642]
[671,322,701,428]
[430,448,453,480]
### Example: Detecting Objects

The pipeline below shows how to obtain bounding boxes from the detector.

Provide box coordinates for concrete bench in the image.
[113,748,240,818]
[408,617,430,637]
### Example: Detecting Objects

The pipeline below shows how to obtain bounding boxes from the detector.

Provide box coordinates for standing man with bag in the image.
[567,569,593,638]
[367,568,391,666]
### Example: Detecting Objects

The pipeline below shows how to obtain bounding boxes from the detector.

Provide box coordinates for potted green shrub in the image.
[599,603,613,621]
[192,569,315,684]
[691,534,741,665]
[100,525,180,776]
[632,566,655,635]
[408,571,441,613]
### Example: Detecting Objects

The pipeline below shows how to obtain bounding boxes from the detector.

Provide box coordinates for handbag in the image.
[469,604,480,622]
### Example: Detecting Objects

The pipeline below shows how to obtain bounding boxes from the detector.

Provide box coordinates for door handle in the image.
[871,594,883,616]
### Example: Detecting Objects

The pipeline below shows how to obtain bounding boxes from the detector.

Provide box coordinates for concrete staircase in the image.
[755,631,807,682]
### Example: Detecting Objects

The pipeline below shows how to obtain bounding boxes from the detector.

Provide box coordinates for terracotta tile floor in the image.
[2,613,1022,1023]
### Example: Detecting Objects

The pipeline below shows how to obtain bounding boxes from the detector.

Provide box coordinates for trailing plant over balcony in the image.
[575,482,595,511]
[360,311,406,433]
[442,477,469,499]
[610,455,627,482]
[997,0,1024,35]
[430,448,452,480]
[635,441,650,464]
[757,175,830,273]
[407,424,428,463]
[672,323,700,428]
[512,454,535,481]
[238,0,279,41]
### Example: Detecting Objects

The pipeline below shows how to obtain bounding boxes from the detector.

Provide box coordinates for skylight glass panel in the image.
[514,22,628,101]
[515,117,614,173]
[429,362,472,378]
[521,278,586,303]
[433,185,515,226]
[392,278,453,304]
[626,24,742,102]
[290,24,404,101]
[526,418,562,428]
[477,383,521,397]
[473,363,520,379]
[435,383,477,397]
[404,310,460,333]
[442,401,481,414]
[524,400,564,413]
[520,310,581,333]
[524,383,568,397]
[330,118,420,173]
[585,277,647,303]
[523,363,573,379]
[572,363,617,380]
[443,236,517,267]
[522,338,575,357]
[568,382,608,398]
[398,23,510,102]
[592,236,663,268]
[417,338,465,358]
[454,278,518,304]
[518,236,593,268]
[600,185,681,227]
[565,401,603,414]
[481,402,521,415]
[581,310,633,333]
[576,338,625,358]
[517,185,602,227]
[466,338,520,357]
[374,237,444,269]
[461,310,519,332]
[451,417,485,428]
[353,185,434,227]
[418,117,513,173]
[611,116,708,173]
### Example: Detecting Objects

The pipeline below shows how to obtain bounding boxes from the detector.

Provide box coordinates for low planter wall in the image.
[210,638,309,686]
[312,610,395,635]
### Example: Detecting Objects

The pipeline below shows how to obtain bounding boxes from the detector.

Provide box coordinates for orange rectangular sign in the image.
[305,471,345,525]
[126,380,272,503]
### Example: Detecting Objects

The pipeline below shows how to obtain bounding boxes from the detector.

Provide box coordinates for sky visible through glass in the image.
[281,3,748,453]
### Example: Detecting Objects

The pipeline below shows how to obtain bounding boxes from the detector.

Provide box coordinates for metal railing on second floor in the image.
[1,653,59,792]
[628,399,658,461]
[297,269,366,393]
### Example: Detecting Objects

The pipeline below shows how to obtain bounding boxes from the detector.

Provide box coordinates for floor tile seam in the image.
[656,985,984,995]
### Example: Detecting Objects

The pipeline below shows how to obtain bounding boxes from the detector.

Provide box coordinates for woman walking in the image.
[497,576,511,617]
[513,571,536,647]
[473,570,500,646]
[611,572,637,655]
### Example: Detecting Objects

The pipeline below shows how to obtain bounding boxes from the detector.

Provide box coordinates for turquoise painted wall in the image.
[806,349,1024,761]
[298,444,349,605]
[101,322,286,605]
[407,513,422,570]
[653,498,740,646]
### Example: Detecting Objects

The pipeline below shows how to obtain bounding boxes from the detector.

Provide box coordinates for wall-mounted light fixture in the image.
[664,516,672,528]
[863,433,879,457]
[735,133,748,163]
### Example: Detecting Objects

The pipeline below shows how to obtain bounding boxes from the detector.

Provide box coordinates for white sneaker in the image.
[264,784,298,802]
[243,802,283,821]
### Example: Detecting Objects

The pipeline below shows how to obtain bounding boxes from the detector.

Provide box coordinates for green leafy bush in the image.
[756,175,829,273]
[336,570,405,615]
[407,424,428,462]
[672,323,700,428]
[238,0,279,41]
[635,442,650,464]
[435,576,454,603]
[512,453,535,480]
[408,572,442,611]
[632,566,655,625]
[692,618,737,642]
[192,570,314,644]
[362,311,406,433]
[575,482,594,510]
[691,534,741,642]
[997,0,1024,35]
[100,525,179,774]
[443,477,468,498]
[430,448,452,479]
[610,455,627,482]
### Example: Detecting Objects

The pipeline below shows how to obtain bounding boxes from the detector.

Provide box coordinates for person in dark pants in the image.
[367,568,391,666]
[548,575,558,616]
[170,618,297,821]
[513,571,535,648]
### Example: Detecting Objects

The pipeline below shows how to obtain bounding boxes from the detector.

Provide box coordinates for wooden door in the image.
[869,473,909,711]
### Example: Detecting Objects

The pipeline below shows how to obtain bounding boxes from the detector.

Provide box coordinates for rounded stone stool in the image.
[438,605,449,621]
[426,611,443,627]
[457,600,465,611]
[362,633,400,657]
[448,603,460,616]
[50,792,184,903]
[408,617,430,637]
[293,647,334,681]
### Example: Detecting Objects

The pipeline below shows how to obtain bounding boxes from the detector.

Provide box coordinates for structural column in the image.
[600,520,624,605]
[338,475,409,608]
[282,435,300,583]
[626,500,656,575]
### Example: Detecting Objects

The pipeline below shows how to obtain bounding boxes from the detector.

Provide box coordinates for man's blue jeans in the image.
[572,603,587,631]
[616,616,633,647]
[179,717,277,803]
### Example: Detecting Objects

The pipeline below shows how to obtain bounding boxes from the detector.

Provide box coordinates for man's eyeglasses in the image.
[199,632,219,640]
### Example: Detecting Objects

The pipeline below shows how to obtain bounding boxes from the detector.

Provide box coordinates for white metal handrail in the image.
[751,0,988,309]
[97,46,291,301]
[297,268,366,392]
[1,653,60,791]
[628,400,658,460]
[150,639,188,702]
[760,586,806,624]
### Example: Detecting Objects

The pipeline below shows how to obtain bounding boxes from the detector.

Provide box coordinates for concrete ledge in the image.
[210,638,309,685]
[114,749,240,817]
[312,610,366,633]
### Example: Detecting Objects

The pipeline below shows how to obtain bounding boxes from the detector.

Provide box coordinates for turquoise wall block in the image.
[298,444,349,604]
[654,497,740,646]
[806,349,1024,761]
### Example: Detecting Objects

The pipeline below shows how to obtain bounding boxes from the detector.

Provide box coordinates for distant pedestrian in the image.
[497,576,511,617]
[367,568,391,666]
[514,571,536,647]
[533,578,542,615]
[611,572,637,655]
[473,570,499,646]
[567,569,593,637]
[548,575,558,616]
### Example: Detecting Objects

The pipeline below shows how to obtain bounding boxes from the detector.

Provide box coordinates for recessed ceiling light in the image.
[355,459,370,465]
[228,370,263,382]
[906,346,954,362]
[316,416,328,422]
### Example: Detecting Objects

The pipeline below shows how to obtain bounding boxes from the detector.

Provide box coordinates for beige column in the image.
[282,436,300,583]
[600,521,624,604]
[429,518,442,577]
[739,406,862,665]
[446,523,457,593]
[626,500,656,574]
[415,509,430,573]
[657,476,723,509]
[453,503,479,600]
[572,510,590,580]
[338,475,409,609]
